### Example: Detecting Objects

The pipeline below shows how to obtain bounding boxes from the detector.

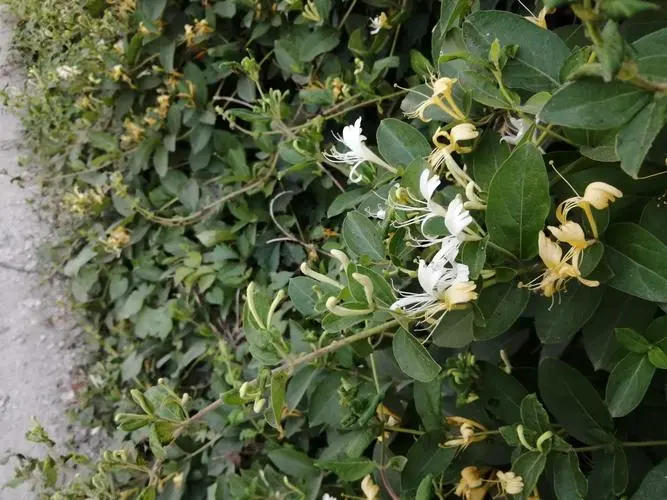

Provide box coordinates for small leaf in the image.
[520,394,550,434]
[615,328,652,353]
[616,98,667,178]
[486,143,550,259]
[474,283,529,340]
[603,0,660,19]
[605,352,655,417]
[512,451,547,500]
[606,223,667,302]
[547,451,588,500]
[270,372,288,431]
[401,432,456,491]
[414,379,442,431]
[630,457,667,499]
[538,358,614,444]
[315,458,375,481]
[432,309,475,348]
[595,21,625,82]
[392,329,441,382]
[478,362,528,424]
[466,129,510,191]
[376,118,430,167]
[541,80,651,130]
[342,212,385,261]
[267,447,318,478]
[647,347,667,369]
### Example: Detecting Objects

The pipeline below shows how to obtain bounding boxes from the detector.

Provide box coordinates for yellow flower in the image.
[521,232,599,298]
[121,119,145,147]
[556,182,622,238]
[454,466,490,500]
[443,282,479,310]
[376,404,401,441]
[497,470,524,495]
[157,94,171,119]
[443,416,487,450]
[524,7,555,29]
[547,221,591,251]
[361,474,380,500]
[106,226,131,252]
[405,75,466,122]
[303,0,322,24]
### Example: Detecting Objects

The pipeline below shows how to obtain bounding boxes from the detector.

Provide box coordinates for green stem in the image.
[574,440,667,453]
[178,320,400,431]
[369,352,381,394]
[384,425,425,436]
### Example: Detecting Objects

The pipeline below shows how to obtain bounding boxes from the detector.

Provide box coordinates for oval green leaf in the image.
[376,118,430,167]
[605,352,655,417]
[392,329,441,382]
[342,212,385,261]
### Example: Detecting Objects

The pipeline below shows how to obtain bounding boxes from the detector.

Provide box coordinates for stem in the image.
[369,353,381,394]
[385,425,425,436]
[486,240,519,262]
[574,440,667,453]
[337,0,357,28]
[179,320,400,431]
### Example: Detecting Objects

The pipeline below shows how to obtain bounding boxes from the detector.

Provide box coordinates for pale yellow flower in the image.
[361,474,380,500]
[497,470,524,495]
[547,221,591,251]
[443,416,487,450]
[454,466,490,500]
[525,7,555,29]
[556,182,622,238]
[405,75,466,122]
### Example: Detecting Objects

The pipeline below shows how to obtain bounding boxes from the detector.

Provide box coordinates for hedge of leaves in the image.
[5,0,667,499]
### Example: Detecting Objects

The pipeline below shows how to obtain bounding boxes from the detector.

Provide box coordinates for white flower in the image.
[500,117,531,146]
[56,65,81,81]
[391,170,475,246]
[369,12,390,35]
[323,117,395,183]
[322,494,338,500]
[445,195,473,237]
[390,239,476,328]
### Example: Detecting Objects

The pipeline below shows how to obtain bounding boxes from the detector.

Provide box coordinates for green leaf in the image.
[541,80,651,130]
[139,0,166,20]
[213,0,236,18]
[342,212,385,261]
[327,188,368,218]
[631,458,667,499]
[588,445,628,496]
[309,373,343,428]
[376,118,430,167]
[486,143,550,260]
[633,27,667,83]
[538,358,614,444]
[615,328,652,353]
[520,394,551,434]
[595,21,625,82]
[392,329,441,382]
[478,362,528,424]
[535,282,603,344]
[461,238,487,281]
[416,474,433,500]
[159,41,176,73]
[432,309,475,348]
[616,99,667,178]
[299,28,340,62]
[605,222,667,302]
[267,447,318,478]
[466,129,511,191]
[462,10,569,91]
[459,70,515,109]
[314,458,375,481]
[512,451,547,500]
[288,277,339,317]
[606,352,655,417]
[135,307,173,339]
[583,289,656,371]
[414,379,442,431]
[603,0,660,20]
[401,432,456,491]
[270,372,288,430]
[640,197,667,245]
[547,452,588,500]
[474,283,529,340]
[647,346,667,369]
[286,366,320,410]
[88,131,119,152]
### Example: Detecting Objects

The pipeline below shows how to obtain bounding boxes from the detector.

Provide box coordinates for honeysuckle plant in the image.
[7,0,667,499]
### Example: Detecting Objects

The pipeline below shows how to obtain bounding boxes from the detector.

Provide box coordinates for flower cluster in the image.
[523,181,622,299]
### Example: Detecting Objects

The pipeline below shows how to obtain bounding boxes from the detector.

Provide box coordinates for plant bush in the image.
[4,0,667,498]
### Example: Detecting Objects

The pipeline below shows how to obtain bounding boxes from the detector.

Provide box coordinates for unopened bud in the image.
[352,273,375,308]
[300,262,343,289]
[330,249,350,269]
[253,398,266,414]
[239,381,250,398]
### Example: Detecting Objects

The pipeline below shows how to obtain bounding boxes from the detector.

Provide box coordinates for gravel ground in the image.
[0,10,97,499]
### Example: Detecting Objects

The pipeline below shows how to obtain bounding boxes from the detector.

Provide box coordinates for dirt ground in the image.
[0,10,95,499]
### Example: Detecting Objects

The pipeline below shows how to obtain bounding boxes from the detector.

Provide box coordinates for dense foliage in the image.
[4,0,667,498]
